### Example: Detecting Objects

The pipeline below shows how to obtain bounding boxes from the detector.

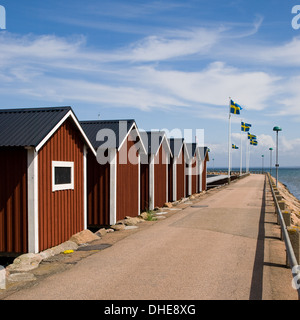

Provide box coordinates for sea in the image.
[208,167,300,201]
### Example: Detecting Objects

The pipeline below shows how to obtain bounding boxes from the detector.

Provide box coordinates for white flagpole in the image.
[240,120,243,176]
[228,98,231,184]
[248,141,251,173]
[246,135,249,173]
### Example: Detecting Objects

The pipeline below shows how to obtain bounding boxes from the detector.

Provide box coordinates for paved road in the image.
[3,174,298,300]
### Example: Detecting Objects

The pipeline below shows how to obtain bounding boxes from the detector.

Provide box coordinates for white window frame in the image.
[52,161,74,192]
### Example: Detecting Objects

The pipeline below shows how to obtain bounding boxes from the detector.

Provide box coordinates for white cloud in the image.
[136,62,279,111]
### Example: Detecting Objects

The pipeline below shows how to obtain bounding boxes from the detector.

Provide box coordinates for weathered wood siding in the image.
[116,134,139,221]
[0,147,28,253]
[154,146,167,208]
[140,161,149,212]
[176,147,185,200]
[191,156,197,195]
[87,152,110,227]
[168,157,173,202]
[38,119,85,251]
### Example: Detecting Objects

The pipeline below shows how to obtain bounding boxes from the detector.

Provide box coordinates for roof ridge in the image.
[0,106,72,113]
[80,119,135,124]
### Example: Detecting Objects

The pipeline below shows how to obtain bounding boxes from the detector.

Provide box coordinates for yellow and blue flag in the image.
[241,122,251,132]
[248,132,256,140]
[232,144,239,149]
[230,99,243,115]
[250,139,258,146]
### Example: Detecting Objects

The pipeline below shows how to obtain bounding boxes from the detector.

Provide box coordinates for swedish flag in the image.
[241,122,251,132]
[250,139,258,146]
[248,133,256,140]
[230,99,243,115]
[232,144,239,149]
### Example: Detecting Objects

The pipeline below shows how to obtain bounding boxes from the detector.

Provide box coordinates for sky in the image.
[0,0,299,168]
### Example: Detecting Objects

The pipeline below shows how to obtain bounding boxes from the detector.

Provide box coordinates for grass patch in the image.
[145,210,157,221]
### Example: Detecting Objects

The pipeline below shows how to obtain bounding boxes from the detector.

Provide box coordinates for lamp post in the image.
[261,155,264,174]
[273,126,282,188]
[269,147,273,175]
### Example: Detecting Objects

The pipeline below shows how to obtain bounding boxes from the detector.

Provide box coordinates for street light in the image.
[273,126,282,188]
[269,148,273,175]
[261,155,264,174]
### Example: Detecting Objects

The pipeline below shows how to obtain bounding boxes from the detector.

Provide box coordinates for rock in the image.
[69,229,99,245]
[51,240,78,255]
[139,212,148,220]
[189,195,195,200]
[6,253,43,273]
[95,228,107,237]
[7,273,36,283]
[164,202,173,208]
[39,248,55,260]
[124,217,140,226]
[106,228,114,233]
[111,224,125,231]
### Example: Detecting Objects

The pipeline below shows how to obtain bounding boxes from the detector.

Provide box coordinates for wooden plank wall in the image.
[176,147,185,200]
[0,147,28,253]
[140,162,149,212]
[116,134,139,221]
[87,152,110,227]
[154,146,167,208]
[38,119,85,251]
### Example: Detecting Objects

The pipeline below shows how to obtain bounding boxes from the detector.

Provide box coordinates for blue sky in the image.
[0,0,299,168]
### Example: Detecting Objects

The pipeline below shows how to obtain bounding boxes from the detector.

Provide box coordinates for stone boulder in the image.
[111,224,125,231]
[139,212,148,220]
[6,253,43,273]
[164,202,173,208]
[69,229,99,245]
[95,228,107,237]
[124,216,141,226]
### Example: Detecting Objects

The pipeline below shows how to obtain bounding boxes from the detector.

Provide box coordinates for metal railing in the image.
[266,172,300,300]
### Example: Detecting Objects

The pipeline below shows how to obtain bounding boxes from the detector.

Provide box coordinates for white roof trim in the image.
[117,122,147,155]
[35,110,97,156]
[155,134,172,157]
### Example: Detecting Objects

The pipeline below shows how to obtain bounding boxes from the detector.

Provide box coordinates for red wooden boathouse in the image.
[140,131,172,211]
[80,120,146,226]
[0,107,95,254]
[168,138,187,202]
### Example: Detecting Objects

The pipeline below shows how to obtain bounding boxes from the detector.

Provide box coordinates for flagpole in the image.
[246,137,249,173]
[248,142,251,173]
[228,97,231,184]
[240,120,243,176]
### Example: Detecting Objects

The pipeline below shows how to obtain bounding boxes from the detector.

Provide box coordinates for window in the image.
[52,161,74,191]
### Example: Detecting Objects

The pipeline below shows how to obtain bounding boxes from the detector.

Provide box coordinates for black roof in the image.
[168,138,184,158]
[185,142,197,159]
[80,119,136,149]
[198,146,209,161]
[0,106,72,147]
[140,131,172,156]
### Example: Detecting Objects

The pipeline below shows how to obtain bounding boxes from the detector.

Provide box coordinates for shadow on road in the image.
[249,176,266,300]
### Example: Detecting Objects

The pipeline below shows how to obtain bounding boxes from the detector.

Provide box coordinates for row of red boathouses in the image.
[0,107,209,255]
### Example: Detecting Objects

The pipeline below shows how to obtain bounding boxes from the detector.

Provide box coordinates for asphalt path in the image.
[3,174,298,300]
